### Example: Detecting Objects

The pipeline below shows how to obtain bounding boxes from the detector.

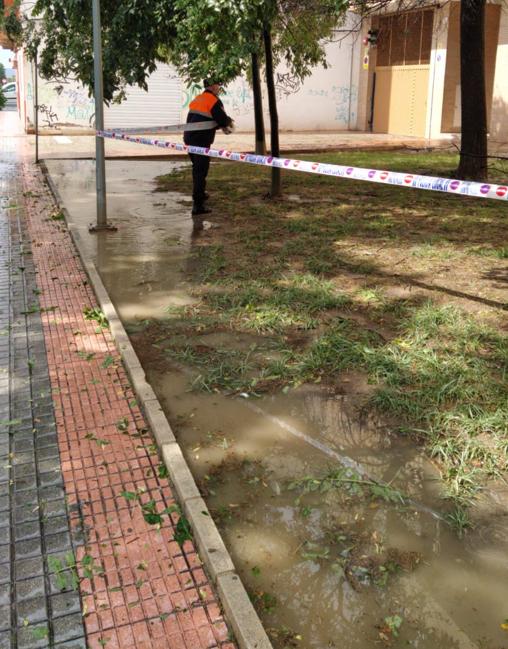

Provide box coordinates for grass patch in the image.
[152,150,508,513]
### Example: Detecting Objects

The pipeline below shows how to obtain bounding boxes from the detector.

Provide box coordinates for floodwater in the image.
[47,159,508,649]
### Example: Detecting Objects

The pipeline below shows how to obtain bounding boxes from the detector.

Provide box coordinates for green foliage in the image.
[0,89,6,112]
[163,0,349,85]
[384,615,403,637]
[83,306,109,328]
[47,553,79,591]
[287,468,406,505]
[174,514,193,546]
[21,0,178,102]
[0,1,23,47]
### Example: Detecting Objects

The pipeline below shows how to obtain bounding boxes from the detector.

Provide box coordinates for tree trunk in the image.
[457,0,488,180]
[263,25,281,197]
[251,51,266,155]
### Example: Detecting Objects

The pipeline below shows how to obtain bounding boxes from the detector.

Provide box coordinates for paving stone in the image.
[12,431,35,444]
[52,613,84,644]
[45,532,71,554]
[13,464,35,480]
[0,564,10,585]
[0,498,8,514]
[0,547,9,565]
[14,539,41,560]
[39,471,63,488]
[0,529,9,546]
[54,638,87,649]
[12,452,35,466]
[15,576,45,603]
[0,584,9,607]
[15,521,40,542]
[0,605,10,631]
[41,500,66,519]
[16,623,49,649]
[50,592,81,619]
[36,445,59,460]
[39,486,65,502]
[0,630,11,649]
[37,457,60,473]
[16,596,47,626]
[48,571,76,595]
[34,435,58,450]
[12,439,34,453]
[14,504,39,524]
[43,516,69,537]
[12,475,37,492]
[14,490,37,507]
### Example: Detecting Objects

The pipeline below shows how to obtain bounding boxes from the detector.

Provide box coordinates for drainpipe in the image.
[368,72,376,132]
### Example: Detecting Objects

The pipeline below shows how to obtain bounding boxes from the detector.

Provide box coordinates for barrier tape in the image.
[97,130,508,202]
[111,120,217,134]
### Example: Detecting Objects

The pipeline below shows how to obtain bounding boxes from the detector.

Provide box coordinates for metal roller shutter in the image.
[104,63,182,129]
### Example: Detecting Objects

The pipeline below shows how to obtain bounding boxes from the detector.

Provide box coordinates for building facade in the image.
[4,2,508,141]
[357,1,508,142]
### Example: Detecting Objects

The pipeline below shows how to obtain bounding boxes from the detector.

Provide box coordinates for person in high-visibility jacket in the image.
[184,80,234,219]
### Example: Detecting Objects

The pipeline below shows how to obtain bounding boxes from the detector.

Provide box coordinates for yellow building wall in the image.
[441,1,501,133]
[490,4,508,140]
[373,66,430,136]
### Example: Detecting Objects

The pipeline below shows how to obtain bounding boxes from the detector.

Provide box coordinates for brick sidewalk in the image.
[0,149,235,648]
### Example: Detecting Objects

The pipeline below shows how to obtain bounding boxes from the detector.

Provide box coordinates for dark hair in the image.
[203,78,220,88]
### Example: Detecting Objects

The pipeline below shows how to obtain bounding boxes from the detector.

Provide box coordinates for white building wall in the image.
[425,4,450,138]
[201,19,362,132]
[18,8,361,134]
[23,56,95,130]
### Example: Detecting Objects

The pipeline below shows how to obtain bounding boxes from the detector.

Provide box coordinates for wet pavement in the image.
[1,119,237,648]
[1,146,86,648]
[44,157,508,649]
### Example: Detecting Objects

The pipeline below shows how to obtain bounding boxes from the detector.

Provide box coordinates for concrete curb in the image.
[39,161,273,649]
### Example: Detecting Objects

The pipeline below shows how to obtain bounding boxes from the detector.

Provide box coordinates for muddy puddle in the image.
[46,159,508,649]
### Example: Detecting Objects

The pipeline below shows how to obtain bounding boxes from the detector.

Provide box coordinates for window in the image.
[376,9,434,66]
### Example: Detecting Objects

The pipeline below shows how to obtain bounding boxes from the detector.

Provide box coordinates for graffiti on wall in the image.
[38,104,59,127]
[26,80,95,127]
[307,85,358,124]
[59,86,95,123]
[275,72,302,99]
[222,80,254,116]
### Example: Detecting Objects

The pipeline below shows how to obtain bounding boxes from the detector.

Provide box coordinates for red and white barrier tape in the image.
[111,120,218,134]
[97,130,508,202]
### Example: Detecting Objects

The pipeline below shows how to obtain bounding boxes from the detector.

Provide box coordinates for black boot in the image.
[192,202,212,216]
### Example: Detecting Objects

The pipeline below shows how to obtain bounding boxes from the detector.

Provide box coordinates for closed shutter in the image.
[104,63,182,129]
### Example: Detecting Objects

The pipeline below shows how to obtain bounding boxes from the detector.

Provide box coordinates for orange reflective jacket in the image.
[188,91,218,118]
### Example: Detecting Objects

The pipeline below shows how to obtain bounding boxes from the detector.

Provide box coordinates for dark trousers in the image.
[188,153,210,205]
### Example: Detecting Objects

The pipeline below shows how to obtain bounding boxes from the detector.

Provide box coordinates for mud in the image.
[46,159,508,649]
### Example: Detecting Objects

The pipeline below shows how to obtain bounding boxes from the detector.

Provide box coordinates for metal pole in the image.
[92,0,108,228]
[34,51,39,164]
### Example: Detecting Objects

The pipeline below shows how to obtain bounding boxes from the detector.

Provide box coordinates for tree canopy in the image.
[6,0,491,179]
[21,0,178,102]
[163,0,348,86]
